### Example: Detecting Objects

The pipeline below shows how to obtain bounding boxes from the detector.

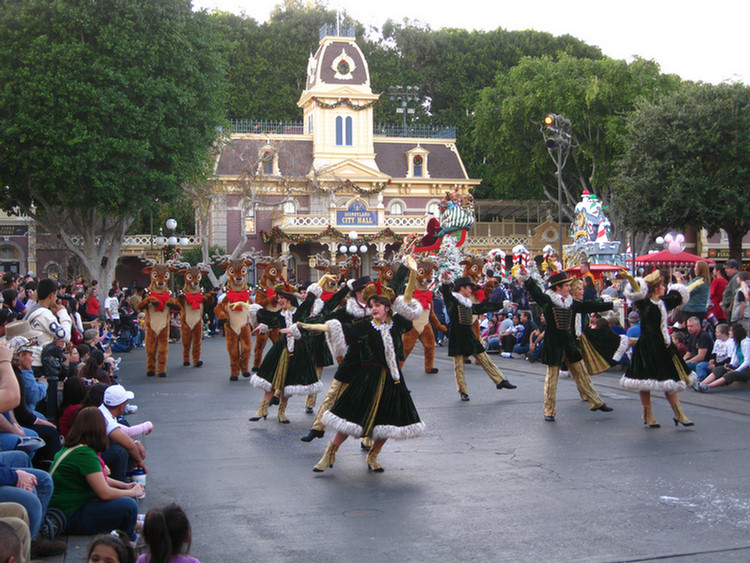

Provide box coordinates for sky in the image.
[191,0,748,85]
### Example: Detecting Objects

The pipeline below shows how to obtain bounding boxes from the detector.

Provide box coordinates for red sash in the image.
[150,292,171,312]
[413,289,434,309]
[184,292,203,310]
[227,289,249,303]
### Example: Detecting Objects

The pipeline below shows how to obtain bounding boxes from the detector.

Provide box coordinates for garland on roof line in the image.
[261,225,404,245]
[315,178,391,195]
[312,96,381,111]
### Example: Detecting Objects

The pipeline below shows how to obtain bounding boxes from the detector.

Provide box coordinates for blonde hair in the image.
[694,260,710,284]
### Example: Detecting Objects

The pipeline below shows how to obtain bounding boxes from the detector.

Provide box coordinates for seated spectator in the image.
[49,407,143,540]
[88,530,136,563]
[0,449,65,557]
[707,323,735,374]
[58,377,87,438]
[698,323,750,391]
[511,310,536,357]
[480,316,498,346]
[527,313,545,363]
[139,503,199,563]
[8,338,61,469]
[97,386,148,482]
[500,313,522,356]
[729,271,750,332]
[684,316,714,380]
[83,328,110,358]
[486,310,512,353]
[79,352,115,386]
[0,509,29,563]
[671,332,688,357]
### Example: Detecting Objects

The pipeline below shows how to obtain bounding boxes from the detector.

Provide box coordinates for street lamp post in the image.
[388,85,420,130]
[542,114,573,260]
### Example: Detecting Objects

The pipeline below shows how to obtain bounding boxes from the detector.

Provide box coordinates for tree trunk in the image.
[727,227,745,262]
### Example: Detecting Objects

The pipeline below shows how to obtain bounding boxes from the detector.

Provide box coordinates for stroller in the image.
[113,304,140,352]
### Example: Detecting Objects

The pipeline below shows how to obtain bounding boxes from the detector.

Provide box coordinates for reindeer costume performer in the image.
[175,265,213,368]
[401,259,447,373]
[214,258,253,381]
[137,261,180,378]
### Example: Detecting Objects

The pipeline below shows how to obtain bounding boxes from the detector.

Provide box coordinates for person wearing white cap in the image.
[97,385,147,481]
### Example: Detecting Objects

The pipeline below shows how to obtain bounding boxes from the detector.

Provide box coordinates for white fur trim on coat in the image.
[307,284,323,298]
[372,421,426,440]
[393,296,423,321]
[612,334,630,362]
[322,410,363,437]
[324,319,347,359]
[619,373,695,394]
[311,298,324,317]
[346,297,369,319]
[256,323,269,335]
[624,278,648,303]
[284,380,324,397]
[667,283,690,307]
[250,374,272,392]
[248,304,263,326]
[451,292,473,309]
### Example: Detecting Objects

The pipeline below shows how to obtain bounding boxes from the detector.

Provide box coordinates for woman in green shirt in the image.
[49,407,143,540]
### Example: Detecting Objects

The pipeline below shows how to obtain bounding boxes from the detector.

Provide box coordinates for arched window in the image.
[345,116,353,146]
[335,116,343,146]
[283,201,297,215]
[389,201,404,215]
[427,202,440,217]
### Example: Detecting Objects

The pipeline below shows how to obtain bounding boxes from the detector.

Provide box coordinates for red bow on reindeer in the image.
[227,289,249,303]
[150,292,172,312]
[184,292,203,310]
[413,289,434,309]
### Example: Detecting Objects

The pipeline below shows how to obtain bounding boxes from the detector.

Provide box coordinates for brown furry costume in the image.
[402,260,447,373]
[137,264,180,377]
[214,259,253,381]
[459,256,487,341]
[176,266,212,368]
[251,259,286,371]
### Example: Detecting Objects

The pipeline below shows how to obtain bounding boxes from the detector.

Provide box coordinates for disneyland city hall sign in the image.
[336,201,377,226]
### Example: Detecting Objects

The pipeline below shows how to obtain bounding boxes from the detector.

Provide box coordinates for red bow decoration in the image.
[150,292,171,312]
[228,289,249,303]
[472,287,486,302]
[321,290,336,302]
[184,292,203,310]
[413,289,434,309]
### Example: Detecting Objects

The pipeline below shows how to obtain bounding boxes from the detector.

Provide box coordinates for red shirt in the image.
[86,296,100,317]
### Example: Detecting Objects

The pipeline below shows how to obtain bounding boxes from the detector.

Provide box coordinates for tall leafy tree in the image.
[614,82,750,260]
[0,0,227,283]
[473,55,679,239]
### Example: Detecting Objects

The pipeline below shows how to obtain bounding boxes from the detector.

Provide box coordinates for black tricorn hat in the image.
[547,272,574,289]
[454,277,476,289]
[350,276,371,295]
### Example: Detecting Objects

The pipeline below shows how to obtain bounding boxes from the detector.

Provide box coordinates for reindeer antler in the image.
[138,254,158,267]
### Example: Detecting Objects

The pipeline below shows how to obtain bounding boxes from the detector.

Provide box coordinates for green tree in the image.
[0,0,227,283]
[614,82,750,260]
[473,55,679,239]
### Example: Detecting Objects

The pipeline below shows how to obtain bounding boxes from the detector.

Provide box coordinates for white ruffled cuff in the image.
[624,278,648,302]
[667,283,690,306]
[393,296,423,321]
[307,284,323,298]
[248,304,263,326]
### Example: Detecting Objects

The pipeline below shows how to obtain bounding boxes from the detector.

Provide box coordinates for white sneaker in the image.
[500,352,512,358]
[560,370,571,378]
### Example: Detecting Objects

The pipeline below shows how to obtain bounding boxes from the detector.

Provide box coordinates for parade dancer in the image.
[619,270,695,428]
[299,275,371,442]
[248,284,324,424]
[300,257,424,473]
[519,265,614,421]
[440,273,517,402]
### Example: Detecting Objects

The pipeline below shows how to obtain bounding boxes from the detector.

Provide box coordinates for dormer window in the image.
[259,146,278,175]
[406,147,429,178]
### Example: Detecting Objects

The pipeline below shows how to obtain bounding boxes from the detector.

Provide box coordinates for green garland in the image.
[312,96,380,111]
[316,178,391,195]
[261,225,404,245]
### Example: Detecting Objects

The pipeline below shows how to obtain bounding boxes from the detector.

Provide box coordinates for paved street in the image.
[60,335,750,563]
